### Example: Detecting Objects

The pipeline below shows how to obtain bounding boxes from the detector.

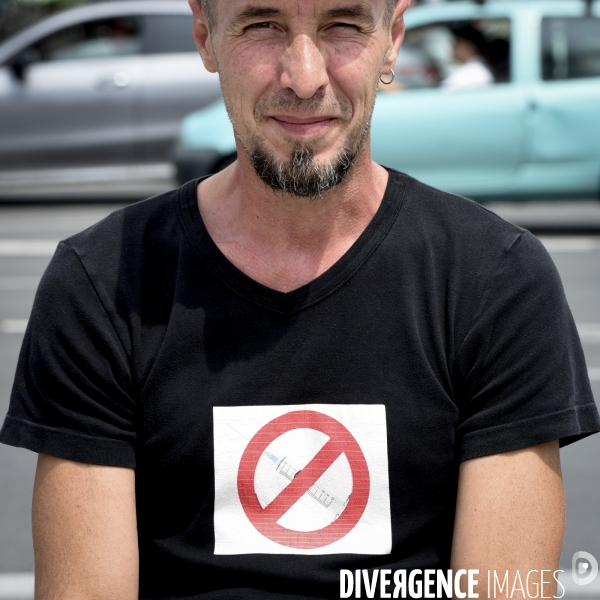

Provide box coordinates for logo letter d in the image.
[572,552,599,586]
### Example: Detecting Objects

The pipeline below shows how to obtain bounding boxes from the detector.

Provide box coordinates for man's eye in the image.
[247,22,273,30]
[331,23,359,30]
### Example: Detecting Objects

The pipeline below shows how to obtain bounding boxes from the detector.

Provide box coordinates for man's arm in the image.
[32,454,138,600]
[451,441,564,599]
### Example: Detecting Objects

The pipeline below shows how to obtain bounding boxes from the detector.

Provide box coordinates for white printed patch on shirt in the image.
[213,404,391,555]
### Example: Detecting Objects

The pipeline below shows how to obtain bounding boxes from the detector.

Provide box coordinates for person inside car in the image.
[442,24,494,90]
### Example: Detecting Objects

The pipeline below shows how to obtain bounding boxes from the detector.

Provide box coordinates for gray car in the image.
[0,1,220,197]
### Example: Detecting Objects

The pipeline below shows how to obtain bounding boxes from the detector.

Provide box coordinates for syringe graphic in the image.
[264,450,351,519]
[229,424,350,523]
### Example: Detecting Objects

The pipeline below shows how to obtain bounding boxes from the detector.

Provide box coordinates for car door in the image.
[371,16,527,199]
[0,15,141,169]
[132,13,221,162]
[521,14,600,198]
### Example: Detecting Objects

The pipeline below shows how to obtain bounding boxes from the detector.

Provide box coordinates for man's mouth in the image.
[269,115,337,136]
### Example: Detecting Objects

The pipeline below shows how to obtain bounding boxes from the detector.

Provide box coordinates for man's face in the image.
[453,38,478,64]
[194,0,404,196]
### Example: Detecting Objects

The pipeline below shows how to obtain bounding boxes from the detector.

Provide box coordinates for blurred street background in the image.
[1,0,599,597]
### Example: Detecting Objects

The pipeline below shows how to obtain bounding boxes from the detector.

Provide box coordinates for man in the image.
[1,1,598,599]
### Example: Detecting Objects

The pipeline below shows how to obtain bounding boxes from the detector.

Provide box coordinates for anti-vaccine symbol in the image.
[213,404,391,555]
[237,410,370,549]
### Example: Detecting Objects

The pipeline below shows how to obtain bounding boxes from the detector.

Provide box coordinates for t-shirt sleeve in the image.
[0,242,136,467]
[455,231,600,462]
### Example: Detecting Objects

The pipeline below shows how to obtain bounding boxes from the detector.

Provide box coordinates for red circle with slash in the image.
[237,410,370,549]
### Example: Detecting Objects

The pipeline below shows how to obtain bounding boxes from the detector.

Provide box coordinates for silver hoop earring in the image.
[379,69,395,85]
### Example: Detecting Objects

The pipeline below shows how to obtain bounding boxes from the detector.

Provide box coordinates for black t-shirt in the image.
[1,170,599,600]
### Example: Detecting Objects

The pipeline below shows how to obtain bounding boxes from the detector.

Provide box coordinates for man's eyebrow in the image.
[232,4,376,27]
[232,6,282,25]
[323,4,376,26]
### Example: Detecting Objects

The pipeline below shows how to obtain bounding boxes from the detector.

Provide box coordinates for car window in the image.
[143,14,197,54]
[31,16,142,62]
[541,17,600,81]
[390,19,511,92]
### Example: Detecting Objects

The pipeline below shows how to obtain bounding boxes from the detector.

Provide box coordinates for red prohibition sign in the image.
[237,410,370,549]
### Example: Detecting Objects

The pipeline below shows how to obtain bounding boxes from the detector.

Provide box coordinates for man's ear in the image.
[189,0,218,73]
[382,0,410,75]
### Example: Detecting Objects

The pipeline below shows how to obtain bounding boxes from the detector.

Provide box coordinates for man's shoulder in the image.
[61,182,194,269]
[46,182,198,310]
[395,170,527,250]
[392,171,554,298]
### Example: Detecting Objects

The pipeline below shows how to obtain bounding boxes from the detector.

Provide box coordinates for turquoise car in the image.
[174,0,600,200]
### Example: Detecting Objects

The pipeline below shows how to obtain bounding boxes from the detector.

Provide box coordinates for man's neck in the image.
[196,148,389,293]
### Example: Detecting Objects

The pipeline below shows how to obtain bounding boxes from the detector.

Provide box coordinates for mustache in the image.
[254,89,352,121]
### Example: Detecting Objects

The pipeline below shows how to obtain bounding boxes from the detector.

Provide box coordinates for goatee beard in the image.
[250,141,355,198]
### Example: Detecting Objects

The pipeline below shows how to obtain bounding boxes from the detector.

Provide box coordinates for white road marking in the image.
[0,572,33,598]
[0,319,29,334]
[578,323,600,344]
[0,240,58,256]
[2,318,600,346]
[539,236,600,252]
[0,162,174,187]
[0,277,41,291]
[0,237,598,256]
[1,321,599,380]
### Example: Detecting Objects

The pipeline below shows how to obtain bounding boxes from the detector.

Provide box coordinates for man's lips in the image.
[268,115,337,135]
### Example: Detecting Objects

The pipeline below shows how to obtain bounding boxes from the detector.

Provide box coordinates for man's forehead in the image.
[224,0,384,23]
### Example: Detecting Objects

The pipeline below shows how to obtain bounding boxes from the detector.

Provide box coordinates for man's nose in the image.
[280,35,329,99]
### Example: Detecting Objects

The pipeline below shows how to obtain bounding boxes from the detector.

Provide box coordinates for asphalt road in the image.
[0,201,599,597]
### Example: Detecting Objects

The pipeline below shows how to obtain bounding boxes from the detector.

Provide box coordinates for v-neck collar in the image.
[179,168,409,315]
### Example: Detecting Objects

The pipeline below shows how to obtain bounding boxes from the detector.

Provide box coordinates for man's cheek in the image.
[226,41,284,76]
